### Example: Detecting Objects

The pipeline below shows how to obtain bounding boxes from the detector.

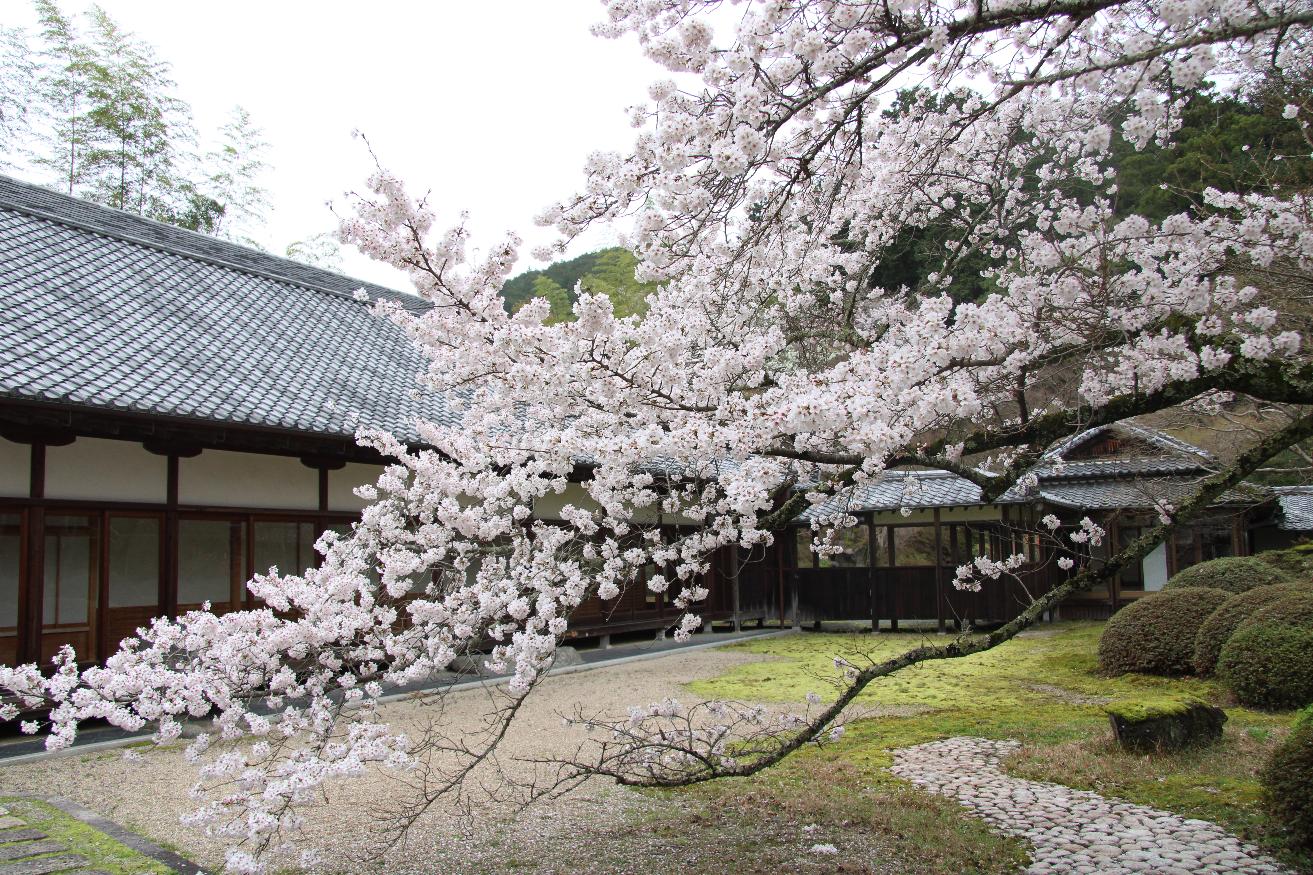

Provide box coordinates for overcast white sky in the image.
[8,1,662,288]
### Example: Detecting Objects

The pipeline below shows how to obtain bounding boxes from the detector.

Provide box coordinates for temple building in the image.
[2,175,1310,667]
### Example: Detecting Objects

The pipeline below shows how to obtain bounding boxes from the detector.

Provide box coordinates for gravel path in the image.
[0,647,768,874]
[891,737,1291,875]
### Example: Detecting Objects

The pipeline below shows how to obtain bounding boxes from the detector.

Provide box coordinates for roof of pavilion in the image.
[797,423,1269,523]
[1272,486,1313,531]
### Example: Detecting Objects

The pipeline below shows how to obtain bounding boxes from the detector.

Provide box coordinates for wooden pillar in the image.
[19,443,46,665]
[934,509,945,634]
[776,536,786,628]
[791,570,801,630]
[868,515,879,633]
[731,547,742,632]
[887,525,898,632]
[1107,515,1120,614]
[318,467,329,513]
[703,545,717,632]
[164,455,180,620]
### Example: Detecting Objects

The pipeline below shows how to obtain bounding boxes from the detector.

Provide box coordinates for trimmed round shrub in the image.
[1260,706,1313,851]
[1237,589,1313,632]
[1257,544,1313,580]
[1162,556,1294,595]
[1193,583,1306,676]
[1217,591,1313,709]
[1098,587,1232,676]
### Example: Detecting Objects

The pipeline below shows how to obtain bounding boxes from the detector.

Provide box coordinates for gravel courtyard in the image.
[0,646,770,874]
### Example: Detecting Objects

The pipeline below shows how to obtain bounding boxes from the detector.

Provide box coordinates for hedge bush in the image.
[1260,706,1313,851]
[1098,587,1232,676]
[1257,544,1313,580]
[1238,589,1313,632]
[1192,583,1305,676]
[1217,593,1313,709]
[1161,556,1293,595]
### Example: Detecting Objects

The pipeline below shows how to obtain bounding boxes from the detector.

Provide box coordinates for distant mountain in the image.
[500,248,658,321]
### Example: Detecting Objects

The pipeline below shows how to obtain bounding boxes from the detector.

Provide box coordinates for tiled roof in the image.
[1043,422,1214,464]
[1273,486,1313,531]
[1036,478,1269,511]
[1032,457,1205,479]
[797,470,1021,521]
[0,175,456,444]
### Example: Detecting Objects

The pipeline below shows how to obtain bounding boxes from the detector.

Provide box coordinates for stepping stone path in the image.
[0,805,108,875]
[891,737,1291,875]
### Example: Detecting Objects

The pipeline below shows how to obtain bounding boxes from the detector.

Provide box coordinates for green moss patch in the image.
[0,798,174,875]
[1104,697,1202,723]
[682,622,1309,870]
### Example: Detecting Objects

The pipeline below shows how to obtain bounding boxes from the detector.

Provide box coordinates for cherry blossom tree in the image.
[6,0,1313,869]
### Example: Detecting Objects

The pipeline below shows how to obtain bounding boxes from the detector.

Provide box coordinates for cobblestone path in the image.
[891,737,1290,875]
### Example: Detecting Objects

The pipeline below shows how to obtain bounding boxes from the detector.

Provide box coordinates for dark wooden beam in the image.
[0,400,385,465]
[2,425,75,446]
[144,440,201,458]
[301,456,347,471]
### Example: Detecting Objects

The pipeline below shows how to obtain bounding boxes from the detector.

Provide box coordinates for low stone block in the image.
[0,842,70,862]
[0,855,88,875]
[1106,698,1226,752]
[0,821,24,832]
[0,832,46,845]
[550,646,583,669]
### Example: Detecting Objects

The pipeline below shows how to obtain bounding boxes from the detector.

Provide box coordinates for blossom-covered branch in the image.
[1,0,1312,869]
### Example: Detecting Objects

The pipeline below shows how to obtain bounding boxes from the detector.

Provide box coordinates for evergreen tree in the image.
[527,275,573,323]
[577,249,658,318]
[203,105,270,245]
[0,26,36,169]
[77,4,194,218]
[501,247,661,319]
[3,1,272,242]
[30,0,99,194]
[286,232,344,270]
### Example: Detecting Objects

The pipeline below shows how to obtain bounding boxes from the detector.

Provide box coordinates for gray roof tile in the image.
[1037,478,1269,510]
[1273,486,1313,531]
[798,470,1021,521]
[0,175,456,444]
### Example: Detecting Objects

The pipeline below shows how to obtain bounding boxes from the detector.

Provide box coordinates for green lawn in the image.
[646,622,1309,872]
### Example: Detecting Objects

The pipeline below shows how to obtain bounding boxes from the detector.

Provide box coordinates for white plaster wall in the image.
[1143,542,1169,591]
[0,439,29,497]
[533,481,700,525]
[533,482,602,521]
[327,462,385,512]
[45,438,166,503]
[181,450,317,510]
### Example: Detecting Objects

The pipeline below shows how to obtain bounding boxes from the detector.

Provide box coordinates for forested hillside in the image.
[499,247,658,321]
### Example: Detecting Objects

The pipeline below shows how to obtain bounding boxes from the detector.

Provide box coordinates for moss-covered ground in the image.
[642,621,1310,872]
[0,797,174,874]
